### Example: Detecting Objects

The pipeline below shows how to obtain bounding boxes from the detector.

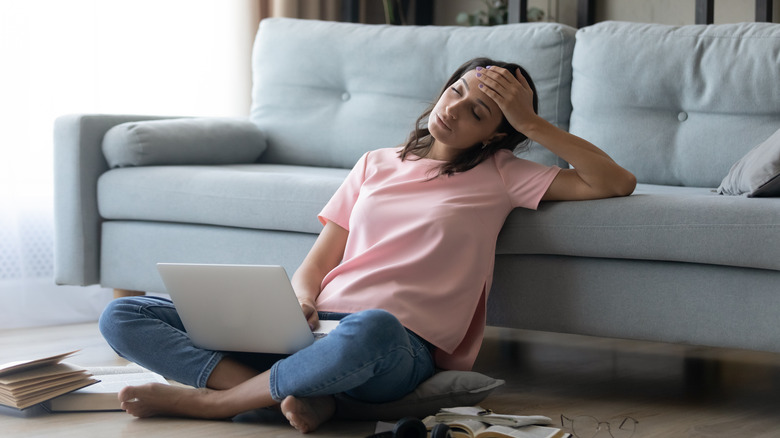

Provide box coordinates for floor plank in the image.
[3,323,780,437]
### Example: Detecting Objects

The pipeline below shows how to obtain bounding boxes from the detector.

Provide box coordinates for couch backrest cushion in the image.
[570,21,780,187]
[251,18,576,169]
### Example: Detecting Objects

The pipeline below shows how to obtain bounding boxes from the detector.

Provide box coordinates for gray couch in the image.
[55,19,780,356]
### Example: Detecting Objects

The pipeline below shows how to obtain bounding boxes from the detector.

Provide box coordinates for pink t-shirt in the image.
[317,148,560,370]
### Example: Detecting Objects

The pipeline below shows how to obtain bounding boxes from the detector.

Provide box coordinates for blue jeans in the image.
[98,296,435,403]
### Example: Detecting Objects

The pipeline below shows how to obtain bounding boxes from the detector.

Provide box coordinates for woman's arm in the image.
[477,66,636,201]
[291,220,348,329]
[524,118,637,201]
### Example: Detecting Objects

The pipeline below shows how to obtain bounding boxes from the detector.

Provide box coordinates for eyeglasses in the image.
[561,415,638,438]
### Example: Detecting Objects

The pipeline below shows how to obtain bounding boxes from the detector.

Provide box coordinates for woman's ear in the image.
[488,132,507,143]
[482,132,507,149]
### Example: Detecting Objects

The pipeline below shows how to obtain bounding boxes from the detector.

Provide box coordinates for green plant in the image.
[383,0,406,25]
[527,6,545,21]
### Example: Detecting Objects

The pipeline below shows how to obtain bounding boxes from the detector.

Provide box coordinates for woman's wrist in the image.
[515,114,551,140]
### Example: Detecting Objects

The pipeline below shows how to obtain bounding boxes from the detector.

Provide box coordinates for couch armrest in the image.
[53,114,179,286]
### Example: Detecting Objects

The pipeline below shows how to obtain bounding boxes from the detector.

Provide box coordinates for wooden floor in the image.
[2,323,780,437]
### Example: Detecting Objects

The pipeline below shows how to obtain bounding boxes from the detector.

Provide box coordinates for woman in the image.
[99,57,636,433]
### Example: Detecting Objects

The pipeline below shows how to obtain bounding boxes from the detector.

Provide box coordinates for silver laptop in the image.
[156,263,338,354]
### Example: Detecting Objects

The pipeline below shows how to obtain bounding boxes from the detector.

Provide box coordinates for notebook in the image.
[156,263,338,355]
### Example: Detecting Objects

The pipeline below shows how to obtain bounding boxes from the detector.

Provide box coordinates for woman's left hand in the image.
[476,65,538,134]
[298,298,320,331]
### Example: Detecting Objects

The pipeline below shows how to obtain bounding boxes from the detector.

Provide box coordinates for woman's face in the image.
[427,70,504,158]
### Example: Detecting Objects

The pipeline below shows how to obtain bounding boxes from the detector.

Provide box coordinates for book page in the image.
[0,351,80,376]
[0,363,87,387]
[1,378,97,410]
[480,425,568,438]
[3,371,92,396]
[437,406,552,428]
[449,419,488,438]
[76,369,168,394]
[84,364,156,376]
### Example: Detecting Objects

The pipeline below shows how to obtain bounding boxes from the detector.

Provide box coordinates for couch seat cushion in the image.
[97,164,349,234]
[496,184,780,271]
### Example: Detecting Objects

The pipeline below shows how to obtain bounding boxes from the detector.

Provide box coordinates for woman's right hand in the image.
[299,298,320,331]
[291,221,348,332]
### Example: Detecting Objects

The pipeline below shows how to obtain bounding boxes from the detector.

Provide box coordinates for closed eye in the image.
[450,86,482,121]
[459,77,493,118]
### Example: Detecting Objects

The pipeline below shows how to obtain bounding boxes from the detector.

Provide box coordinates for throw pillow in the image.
[333,370,505,421]
[717,127,780,197]
[102,118,267,168]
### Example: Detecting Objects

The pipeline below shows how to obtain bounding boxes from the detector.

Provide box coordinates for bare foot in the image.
[118,383,230,419]
[280,395,336,433]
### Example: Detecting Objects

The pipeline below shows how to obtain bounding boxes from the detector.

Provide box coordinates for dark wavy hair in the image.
[398,57,538,177]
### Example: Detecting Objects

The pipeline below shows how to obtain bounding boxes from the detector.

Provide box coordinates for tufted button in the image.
[341,92,350,101]
[677,111,688,122]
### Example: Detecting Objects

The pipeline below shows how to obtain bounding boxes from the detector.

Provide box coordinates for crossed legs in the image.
[99,297,435,433]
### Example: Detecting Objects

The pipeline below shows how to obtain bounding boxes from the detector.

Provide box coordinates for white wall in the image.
[434,0,780,26]
[595,0,778,25]
[0,0,260,329]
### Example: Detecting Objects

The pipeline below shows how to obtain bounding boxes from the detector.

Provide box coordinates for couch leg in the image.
[113,288,145,299]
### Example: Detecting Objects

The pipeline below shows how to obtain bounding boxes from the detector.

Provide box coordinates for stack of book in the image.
[0,351,97,411]
[0,350,170,414]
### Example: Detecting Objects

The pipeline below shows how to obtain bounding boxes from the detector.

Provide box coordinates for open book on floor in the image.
[0,351,97,411]
[43,364,169,412]
[424,407,571,438]
[435,420,570,438]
